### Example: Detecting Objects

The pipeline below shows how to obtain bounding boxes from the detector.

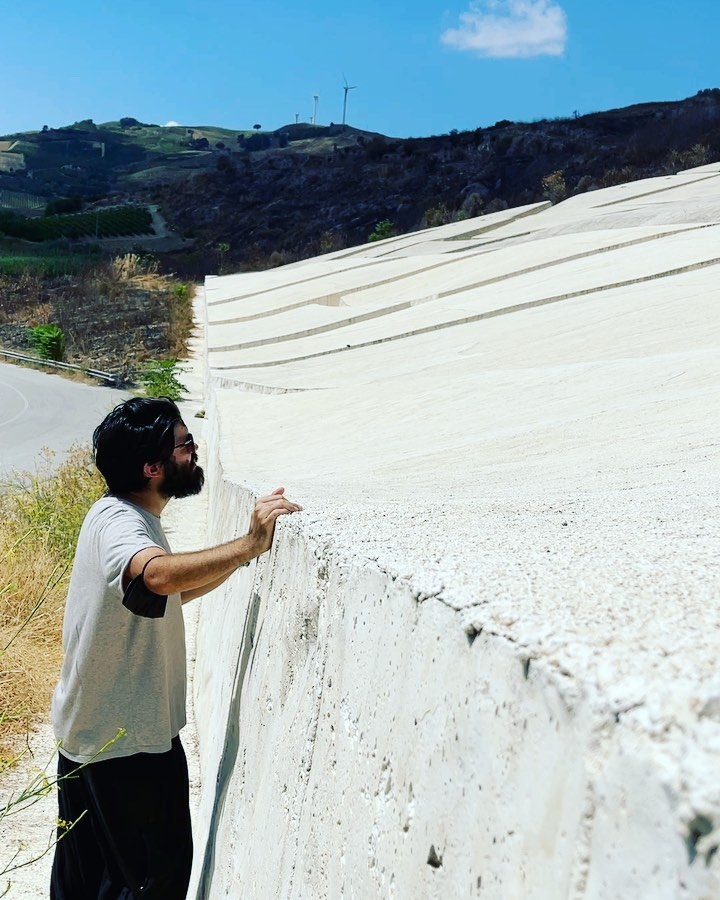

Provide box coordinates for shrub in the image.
[44,196,82,217]
[364,137,388,161]
[368,219,396,242]
[574,175,596,194]
[601,167,637,188]
[216,155,236,177]
[216,242,230,275]
[485,198,509,215]
[268,250,291,268]
[664,143,709,174]
[461,192,485,218]
[27,324,65,361]
[319,230,346,254]
[423,204,452,228]
[90,252,162,301]
[542,170,567,204]
[244,133,270,152]
[139,359,187,400]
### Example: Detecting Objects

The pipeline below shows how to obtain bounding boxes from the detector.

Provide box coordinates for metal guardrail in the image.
[0,347,123,386]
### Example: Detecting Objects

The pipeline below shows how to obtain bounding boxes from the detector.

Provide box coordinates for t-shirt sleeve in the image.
[97,506,165,597]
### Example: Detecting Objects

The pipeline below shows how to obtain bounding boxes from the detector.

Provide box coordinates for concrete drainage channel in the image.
[188,169,720,898]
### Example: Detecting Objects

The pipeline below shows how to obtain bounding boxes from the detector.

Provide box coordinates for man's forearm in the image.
[181,567,242,604]
[143,535,259,596]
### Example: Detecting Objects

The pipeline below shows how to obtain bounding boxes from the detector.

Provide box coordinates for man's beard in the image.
[161,454,205,499]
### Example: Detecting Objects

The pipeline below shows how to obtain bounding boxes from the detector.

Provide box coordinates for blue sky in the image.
[3,0,720,138]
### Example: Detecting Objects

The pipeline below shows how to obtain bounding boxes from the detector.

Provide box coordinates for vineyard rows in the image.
[0,207,154,241]
[0,190,45,211]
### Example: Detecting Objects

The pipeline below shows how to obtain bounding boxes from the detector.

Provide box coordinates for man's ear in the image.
[143,461,164,481]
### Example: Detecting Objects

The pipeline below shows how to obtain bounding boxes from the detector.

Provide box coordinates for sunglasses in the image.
[174,434,196,450]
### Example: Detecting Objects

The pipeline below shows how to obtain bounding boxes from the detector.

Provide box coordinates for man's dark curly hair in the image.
[93,398,181,495]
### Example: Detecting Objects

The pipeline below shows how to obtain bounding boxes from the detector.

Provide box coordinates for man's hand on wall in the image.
[247,487,303,556]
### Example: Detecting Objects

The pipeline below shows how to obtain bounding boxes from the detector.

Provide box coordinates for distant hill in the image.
[2,91,720,275]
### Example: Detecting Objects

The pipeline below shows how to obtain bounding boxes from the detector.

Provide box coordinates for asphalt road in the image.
[0,362,127,479]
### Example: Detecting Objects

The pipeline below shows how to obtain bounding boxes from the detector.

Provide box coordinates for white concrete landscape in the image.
[190,166,720,898]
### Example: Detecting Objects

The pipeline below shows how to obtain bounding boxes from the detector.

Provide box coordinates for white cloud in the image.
[164,120,180,127]
[442,0,568,59]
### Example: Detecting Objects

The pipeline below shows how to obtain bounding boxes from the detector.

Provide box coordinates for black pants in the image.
[50,736,192,900]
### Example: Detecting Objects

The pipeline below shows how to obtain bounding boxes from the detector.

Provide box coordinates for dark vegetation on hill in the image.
[157,90,720,274]
[1,90,720,286]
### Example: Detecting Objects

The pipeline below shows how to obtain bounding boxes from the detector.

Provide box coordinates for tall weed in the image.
[0,448,105,758]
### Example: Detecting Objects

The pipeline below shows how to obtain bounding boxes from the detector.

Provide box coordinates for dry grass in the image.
[92,253,169,299]
[0,448,105,760]
[166,283,194,357]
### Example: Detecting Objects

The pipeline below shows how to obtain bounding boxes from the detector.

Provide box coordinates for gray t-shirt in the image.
[51,496,186,763]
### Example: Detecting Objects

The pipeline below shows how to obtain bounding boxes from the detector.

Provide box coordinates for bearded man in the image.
[50,397,301,900]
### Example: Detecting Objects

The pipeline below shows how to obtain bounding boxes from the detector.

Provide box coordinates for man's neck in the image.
[120,488,168,517]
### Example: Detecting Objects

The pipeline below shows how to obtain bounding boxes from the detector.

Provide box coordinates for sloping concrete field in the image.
[190,168,720,899]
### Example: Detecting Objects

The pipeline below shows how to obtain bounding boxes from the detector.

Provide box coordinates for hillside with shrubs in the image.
[154,90,720,274]
[2,91,720,280]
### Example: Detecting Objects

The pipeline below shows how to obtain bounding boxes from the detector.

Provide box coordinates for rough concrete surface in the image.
[190,165,720,899]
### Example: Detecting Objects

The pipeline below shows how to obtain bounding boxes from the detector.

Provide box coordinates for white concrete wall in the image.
[193,492,587,897]
[190,171,720,899]
[190,448,719,900]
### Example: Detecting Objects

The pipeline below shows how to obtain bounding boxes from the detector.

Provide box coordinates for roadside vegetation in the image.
[0,447,105,762]
[0,249,194,378]
[139,357,188,400]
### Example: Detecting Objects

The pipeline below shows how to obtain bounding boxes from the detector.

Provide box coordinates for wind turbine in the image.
[312,94,320,126]
[342,75,357,126]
